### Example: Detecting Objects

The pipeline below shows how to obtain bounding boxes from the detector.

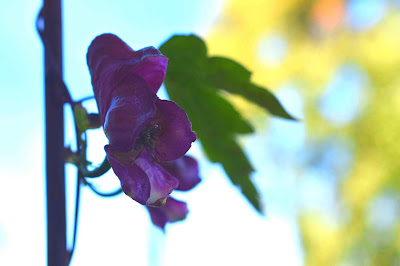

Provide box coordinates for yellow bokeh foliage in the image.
[207,0,400,264]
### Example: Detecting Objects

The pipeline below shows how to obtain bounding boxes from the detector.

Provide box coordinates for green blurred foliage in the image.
[205,0,400,265]
[160,35,294,212]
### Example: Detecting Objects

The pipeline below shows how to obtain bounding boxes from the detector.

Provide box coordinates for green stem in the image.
[76,95,95,104]
[81,156,111,178]
[83,179,123,197]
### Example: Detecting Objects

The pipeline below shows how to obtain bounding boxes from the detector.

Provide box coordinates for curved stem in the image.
[81,156,111,178]
[66,171,82,264]
[64,103,84,265]
[76,95,95,104]
[84,180,123,197]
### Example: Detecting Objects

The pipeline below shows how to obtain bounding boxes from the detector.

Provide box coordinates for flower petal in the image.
[104,75,157,152]
[134,151,179,207]
[105,145,151,205]
[147,197,188,230]
[151,100,196,161]
[159,156,200,191]
[106,146,179,206]
[87,34,167,118]
[132,49,168,94]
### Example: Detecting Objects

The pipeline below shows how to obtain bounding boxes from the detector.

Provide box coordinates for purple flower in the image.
[147,155,201,230]
[159,155,200,191]
[147,197,188,230]
[87,34,196,207]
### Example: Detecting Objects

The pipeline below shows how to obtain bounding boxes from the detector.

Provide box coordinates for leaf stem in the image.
[81,156,111,178]
[84,180,123,197]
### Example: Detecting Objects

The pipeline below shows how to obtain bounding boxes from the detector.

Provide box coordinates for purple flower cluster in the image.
[87,34,200,229]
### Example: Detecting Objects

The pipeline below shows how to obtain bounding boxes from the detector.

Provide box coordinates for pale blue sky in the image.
[4,0,381,265]
[1,0,387,264]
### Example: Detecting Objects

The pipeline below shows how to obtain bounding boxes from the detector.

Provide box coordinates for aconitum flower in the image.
[147,197,188,230]
[87,34,196,207]
[147,155,201,230]
[159,155,200,191]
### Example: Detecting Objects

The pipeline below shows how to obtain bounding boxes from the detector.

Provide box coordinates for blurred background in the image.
[1,0,400,265]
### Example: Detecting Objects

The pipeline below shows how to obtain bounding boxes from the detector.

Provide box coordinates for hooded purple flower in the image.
[147,197,188,230]
[159,155,200,191]
[87,34,196,207]
[147,155,201,230]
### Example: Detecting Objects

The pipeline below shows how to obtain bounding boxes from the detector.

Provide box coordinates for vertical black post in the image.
[44,0,66,265]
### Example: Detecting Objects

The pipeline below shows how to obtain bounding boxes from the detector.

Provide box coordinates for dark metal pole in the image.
[43,0,66,265]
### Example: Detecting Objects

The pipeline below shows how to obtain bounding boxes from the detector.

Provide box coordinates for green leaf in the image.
[73,104,102,133]
[208,57,297,120]
[73,104,90,133]
[160,35,293,212]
